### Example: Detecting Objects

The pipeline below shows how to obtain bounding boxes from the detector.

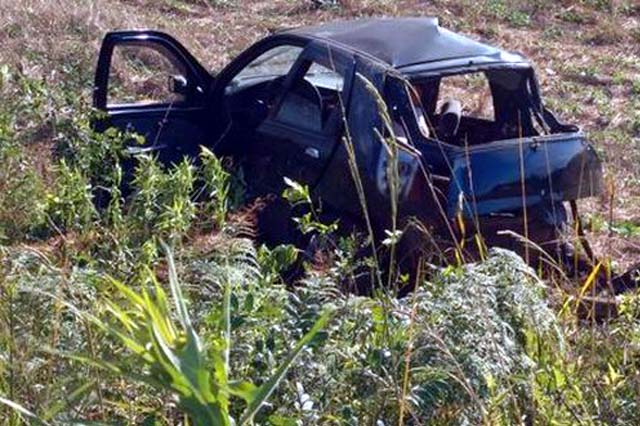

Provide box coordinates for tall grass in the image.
[1,1,640,424]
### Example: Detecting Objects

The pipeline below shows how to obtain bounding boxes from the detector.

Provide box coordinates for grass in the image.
[1,0,640,424]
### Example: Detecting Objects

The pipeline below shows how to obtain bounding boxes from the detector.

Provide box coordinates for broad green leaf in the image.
[161,240,201,351]
[228,380,259,403]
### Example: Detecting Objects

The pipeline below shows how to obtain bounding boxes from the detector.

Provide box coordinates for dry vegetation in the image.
[1,0,640,424]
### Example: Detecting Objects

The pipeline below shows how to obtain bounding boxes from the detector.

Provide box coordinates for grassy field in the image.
[1,0,640,424]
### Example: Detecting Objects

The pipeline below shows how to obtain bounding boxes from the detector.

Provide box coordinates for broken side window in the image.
[438,73,495,122]
[487,69,541,139]
[411,69,542,146]
[433,72,496,146]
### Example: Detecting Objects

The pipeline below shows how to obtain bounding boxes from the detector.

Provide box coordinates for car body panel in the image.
[445,133,603,218]
[93,31,213,163]
[283,17,525,70]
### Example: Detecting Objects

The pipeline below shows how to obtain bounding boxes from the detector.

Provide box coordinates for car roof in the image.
[284,17,528,71]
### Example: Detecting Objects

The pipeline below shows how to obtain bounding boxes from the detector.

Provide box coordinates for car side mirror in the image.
[168,74,189,96]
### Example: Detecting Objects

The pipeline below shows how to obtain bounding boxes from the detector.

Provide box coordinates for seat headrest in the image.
[438,99,462,141]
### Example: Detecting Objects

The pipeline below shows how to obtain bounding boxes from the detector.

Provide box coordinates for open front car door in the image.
[93,30,213,164]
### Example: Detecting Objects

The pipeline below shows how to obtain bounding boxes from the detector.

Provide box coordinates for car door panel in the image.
[94,31,212,164]
[255,42,355,188]
[107,106,207,163]
[257,119,333,186]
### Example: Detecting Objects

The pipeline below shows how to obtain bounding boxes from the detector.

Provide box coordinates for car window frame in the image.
[225,44,306,96]
[435,71,497,122]
[269,40,356,138]
[212,35,309,99]
[94,32,211,111]
[107,41,191,108]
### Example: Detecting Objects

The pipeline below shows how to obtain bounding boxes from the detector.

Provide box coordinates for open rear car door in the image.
[94,31,213,164]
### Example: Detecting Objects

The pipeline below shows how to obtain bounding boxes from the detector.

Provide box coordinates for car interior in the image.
[410,69,544,147]
[216,43,347,194]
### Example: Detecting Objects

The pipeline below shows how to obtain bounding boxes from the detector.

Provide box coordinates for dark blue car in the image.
[95,17,632,294]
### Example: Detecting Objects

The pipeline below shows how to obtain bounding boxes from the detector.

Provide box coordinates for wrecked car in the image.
[94,17,635,294]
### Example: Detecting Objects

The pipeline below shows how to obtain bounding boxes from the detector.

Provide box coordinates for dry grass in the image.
[1,0,638,267]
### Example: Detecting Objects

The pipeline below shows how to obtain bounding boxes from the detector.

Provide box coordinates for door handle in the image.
[126,144,167,155]
[304,146,320,159]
